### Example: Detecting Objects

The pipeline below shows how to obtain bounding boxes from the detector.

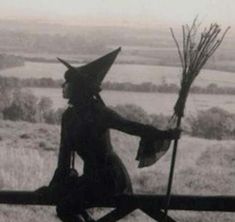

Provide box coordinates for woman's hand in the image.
[167,128,181,140]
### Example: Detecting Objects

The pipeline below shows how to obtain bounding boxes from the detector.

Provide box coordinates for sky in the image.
[0,0,234,28]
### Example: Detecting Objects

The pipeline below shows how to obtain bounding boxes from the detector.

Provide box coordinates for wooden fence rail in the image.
[0,191,234,212]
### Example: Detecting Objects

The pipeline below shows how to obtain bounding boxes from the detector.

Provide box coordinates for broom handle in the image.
[164,116,182,221]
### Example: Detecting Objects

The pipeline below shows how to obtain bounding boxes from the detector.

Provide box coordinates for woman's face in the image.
[62,82,71,99]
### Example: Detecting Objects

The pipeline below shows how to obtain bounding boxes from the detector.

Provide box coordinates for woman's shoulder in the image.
[61,106,77,121]
[93,102,123,125]
[63,106,74,115]
[92,100,115,116]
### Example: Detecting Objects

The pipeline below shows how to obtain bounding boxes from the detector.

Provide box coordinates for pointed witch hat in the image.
[57,47,121,88]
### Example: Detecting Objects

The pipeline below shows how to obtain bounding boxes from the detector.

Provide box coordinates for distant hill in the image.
[0,19,234,72]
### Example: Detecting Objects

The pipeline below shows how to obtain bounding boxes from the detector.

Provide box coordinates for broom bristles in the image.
[170,18,230,117]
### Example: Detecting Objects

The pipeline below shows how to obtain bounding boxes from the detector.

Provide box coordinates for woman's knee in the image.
[56,203,68,218]
[56,198,83,217]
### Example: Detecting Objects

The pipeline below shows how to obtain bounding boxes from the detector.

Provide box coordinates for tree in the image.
[43,107,64,124]
[113,104,150,124]
[38,96,53,122]
[188,107,235,140]
[3,89,40,122]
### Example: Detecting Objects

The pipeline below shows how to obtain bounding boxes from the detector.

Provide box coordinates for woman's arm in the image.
[103,106,179,140]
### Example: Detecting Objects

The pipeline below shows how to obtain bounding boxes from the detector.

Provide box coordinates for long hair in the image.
[66,74,103,106]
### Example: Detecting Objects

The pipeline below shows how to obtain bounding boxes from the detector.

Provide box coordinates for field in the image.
[1,62,235,87]
[0,62,235,221]
[2,61,235,117]
[28,87,235,116]
[0,120,234,221]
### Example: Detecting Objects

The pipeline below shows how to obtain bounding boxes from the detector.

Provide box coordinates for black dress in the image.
[53,99,174,218]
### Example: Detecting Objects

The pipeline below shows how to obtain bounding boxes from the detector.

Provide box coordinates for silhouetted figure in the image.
[49,48,180,222]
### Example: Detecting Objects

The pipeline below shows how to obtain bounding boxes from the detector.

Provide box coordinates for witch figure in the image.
[47,47,180,222]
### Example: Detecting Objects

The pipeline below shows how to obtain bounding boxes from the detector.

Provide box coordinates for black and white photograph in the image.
[0,0,234,221]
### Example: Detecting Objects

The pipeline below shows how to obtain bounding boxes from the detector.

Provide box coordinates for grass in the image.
[0,120,234,221]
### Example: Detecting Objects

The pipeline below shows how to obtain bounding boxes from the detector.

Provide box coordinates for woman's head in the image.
[58,47,121,104]
[62,82,71,99]
[62,69,101,104]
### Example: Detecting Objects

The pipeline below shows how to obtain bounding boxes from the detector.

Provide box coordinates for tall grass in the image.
[0,120,234,221]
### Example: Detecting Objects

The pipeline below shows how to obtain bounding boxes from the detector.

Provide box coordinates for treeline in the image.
[1,75,235,95]
[104,81,235,95]
[0,54,24,70]
[0,79,63,124]
[103,81,179,93]
[186,107,235,140]
[0,87,64,125]
[0,76,62,88]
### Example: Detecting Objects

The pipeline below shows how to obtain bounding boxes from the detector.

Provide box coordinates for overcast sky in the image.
[0,0,234,27]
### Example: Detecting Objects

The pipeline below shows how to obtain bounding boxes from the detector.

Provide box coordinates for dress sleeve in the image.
[103,106,174,139]
[103,106,174,168]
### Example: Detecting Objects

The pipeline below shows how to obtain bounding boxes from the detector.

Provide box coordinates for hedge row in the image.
[0,87,234,140]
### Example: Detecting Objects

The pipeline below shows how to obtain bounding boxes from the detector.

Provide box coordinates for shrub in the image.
[43,108,64,124]
[3,89,40,122]
[0,88,11,113]
[19,134,31,139]
[113,104,150,124]
[0,86,63,125]
[38,97,53,122]
[187,107,235,140]
[150,114,170,129]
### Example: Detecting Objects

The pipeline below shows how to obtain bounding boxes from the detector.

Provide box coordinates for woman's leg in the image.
[57,204,94,222]
[56,177,95,222]
[56,194,85,222]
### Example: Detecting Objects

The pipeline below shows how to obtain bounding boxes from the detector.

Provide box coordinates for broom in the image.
[163,18,230,221]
